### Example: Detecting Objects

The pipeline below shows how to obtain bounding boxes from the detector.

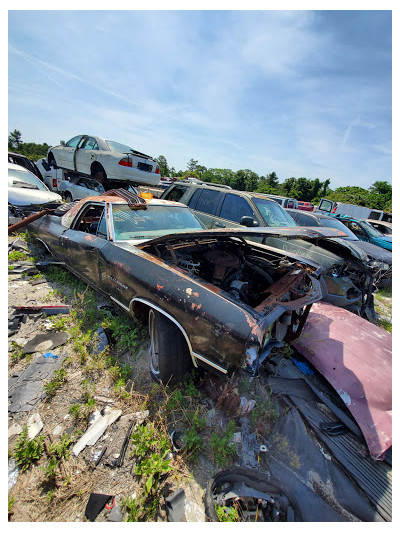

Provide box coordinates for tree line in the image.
[8,130,391,212]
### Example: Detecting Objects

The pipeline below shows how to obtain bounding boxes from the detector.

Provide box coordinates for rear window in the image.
[252,197,297,227]
[8,168,48,191]
[297,214,319,226]
[164,185,189,203]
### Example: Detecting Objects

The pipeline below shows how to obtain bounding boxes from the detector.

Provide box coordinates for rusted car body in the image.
[26,192,353,382]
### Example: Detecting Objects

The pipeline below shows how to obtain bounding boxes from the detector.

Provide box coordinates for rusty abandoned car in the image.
[25,189,352,384]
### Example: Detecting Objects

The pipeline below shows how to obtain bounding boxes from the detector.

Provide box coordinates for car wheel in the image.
[91,164,107,184]
[376,278,392,290]
[148,309,192,384]
[64,192,73,203]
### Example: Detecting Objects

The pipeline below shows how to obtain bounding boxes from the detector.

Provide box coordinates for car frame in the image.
[26,190,346,384]
[47,134,161,187]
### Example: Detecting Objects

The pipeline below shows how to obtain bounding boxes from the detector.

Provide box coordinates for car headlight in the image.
[368,260,389,271]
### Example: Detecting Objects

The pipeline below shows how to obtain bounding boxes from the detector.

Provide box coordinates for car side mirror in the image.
[240,216,259,227]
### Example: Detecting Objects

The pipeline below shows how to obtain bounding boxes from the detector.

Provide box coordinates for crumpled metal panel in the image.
[293,301,391,460]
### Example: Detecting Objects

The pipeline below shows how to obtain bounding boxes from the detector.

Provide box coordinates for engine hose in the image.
[243,258,274,285]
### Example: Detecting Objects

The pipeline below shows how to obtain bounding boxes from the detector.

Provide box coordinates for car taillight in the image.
[53,179,57,188]
[155,166,160,174]
[118,157,132,167]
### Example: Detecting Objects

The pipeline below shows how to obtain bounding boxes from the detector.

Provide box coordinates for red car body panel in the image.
[297,201,314,212]
[293,301,392,460]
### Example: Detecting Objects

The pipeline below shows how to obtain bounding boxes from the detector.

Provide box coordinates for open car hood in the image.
[293,301,392,460]
[138,226,348,247]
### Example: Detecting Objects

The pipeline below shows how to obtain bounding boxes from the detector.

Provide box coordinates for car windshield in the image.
[8,168,48,191]
[252,197,297,227]
[105,140,134,153]
[359,220,386,238]
[320,217,358,240]
[112,204,205,240]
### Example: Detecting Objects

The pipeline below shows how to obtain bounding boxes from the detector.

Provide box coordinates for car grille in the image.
[137,162,153,172]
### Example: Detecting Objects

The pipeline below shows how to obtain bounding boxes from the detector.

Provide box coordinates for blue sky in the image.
[8,9,392,189]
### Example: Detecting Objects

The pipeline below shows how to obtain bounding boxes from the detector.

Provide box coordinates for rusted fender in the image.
[8,209,53,235]
[293,301,392,460]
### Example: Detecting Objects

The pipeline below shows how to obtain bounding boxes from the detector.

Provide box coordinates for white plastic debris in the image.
[27,413,43,439]
[72,409,122,456]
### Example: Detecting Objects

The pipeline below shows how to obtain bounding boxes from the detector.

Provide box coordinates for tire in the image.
[64,192,73,203]
[148,309,192,384]
[91,164,107,184]
[376,277,392,290]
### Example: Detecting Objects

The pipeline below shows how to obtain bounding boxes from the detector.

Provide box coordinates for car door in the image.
[58,202,109,290]
[75,136,99,175]
[56,135,85,170]
[215,193,259,229]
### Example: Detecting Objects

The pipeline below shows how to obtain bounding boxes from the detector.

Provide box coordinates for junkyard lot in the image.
[8,233,392,522]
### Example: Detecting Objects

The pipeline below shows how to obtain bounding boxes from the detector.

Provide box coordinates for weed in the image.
[46,489,55,503]
[44,368,67,398]
[8,250,30,262]
[210,420,236,467]
[10,341,25,363]
[43,434,72,481]
[123,496,141,521]
[8,495,15,514]
[101,314,139,352]
[270,432,301,470]
[215,503,240,522]
[377,318,392,333]
[14,428,45,472]
[130,422,173,495]
[69,403,82,421]
[166,388,184,412]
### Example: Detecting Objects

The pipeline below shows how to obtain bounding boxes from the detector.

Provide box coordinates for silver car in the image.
[8,163,62,224]
[47,134,161,187]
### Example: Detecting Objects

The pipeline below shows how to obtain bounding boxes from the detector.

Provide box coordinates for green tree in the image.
[187,158,199,172]
[155,155,170,177]
[8,129,22,150]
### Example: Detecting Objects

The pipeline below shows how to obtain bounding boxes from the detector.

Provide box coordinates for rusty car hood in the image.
[293,301,392,460]
[135,226,347,247]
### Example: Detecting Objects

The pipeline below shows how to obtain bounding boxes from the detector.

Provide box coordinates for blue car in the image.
[328,214,392,251]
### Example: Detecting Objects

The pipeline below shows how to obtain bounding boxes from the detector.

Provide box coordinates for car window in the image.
[297,214,319,226]
[97,210,107,238]
[112,204,204,240]
[191,189,221,215]
[66,135,83,148]
[320,218,357,239]
[105,140,133,153]
[73,204,106,234]
[8,168,48,191]
[359,220,384,238]
[219,194,254,223]
[164,185,189,203]
[252,197,297,227]
[342,220,367,239]
[82,137,99,150]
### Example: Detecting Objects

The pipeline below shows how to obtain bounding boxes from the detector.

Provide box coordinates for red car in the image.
[297,201,314,212]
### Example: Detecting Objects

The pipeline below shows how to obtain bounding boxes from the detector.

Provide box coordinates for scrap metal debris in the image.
[165,488,186,522]
[72,408,122,456]
[22,332,69,354]
[8,352,67,413]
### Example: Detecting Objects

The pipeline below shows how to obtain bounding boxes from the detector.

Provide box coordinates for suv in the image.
[161,182,380,317]
[286,209,392,288]
[161,182,296,229]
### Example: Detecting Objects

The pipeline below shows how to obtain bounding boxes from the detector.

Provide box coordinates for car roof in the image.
[185,185,281,202]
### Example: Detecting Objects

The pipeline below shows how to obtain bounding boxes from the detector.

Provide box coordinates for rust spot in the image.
[157,284,164,291]
[193,292,199,298]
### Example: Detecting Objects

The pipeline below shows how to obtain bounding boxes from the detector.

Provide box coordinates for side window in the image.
[82,137,99,150]
[297,214,319,226]
[73,204,106,234]
[96,211,107,238]
[66,135,83,148]
[219,194,254,223]
[165,185,189,203]
[77,178,87,187]
[192,189,221,215]
[187,188,202,209]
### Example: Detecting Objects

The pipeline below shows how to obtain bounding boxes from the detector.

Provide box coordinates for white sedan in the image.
[47,135,161,187]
